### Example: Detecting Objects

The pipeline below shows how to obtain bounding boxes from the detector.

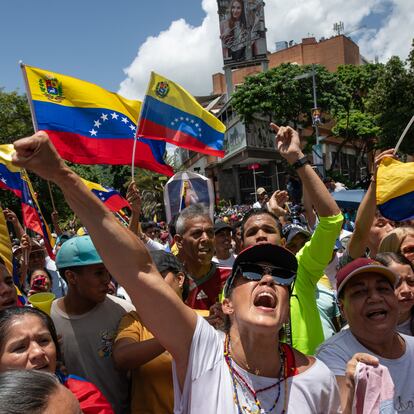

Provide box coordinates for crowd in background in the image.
[0,127,413,413]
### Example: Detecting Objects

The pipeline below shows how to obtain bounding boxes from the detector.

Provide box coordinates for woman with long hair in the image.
[220,0,248,61]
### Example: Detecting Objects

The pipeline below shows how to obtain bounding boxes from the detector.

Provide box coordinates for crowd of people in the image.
[0,125,413,413]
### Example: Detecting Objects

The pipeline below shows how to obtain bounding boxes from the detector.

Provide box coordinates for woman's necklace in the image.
[224,334,289,414]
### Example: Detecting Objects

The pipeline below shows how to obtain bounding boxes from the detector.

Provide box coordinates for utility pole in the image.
[294,65,324,177]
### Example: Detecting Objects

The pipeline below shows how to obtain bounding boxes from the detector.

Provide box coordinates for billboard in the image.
[217,0,268,67]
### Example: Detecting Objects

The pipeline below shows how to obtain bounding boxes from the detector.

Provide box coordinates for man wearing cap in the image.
[51,235,135,413]
[241,125,343,355]
[252,187,268,209]
[281,223,311,255]
[212,221,236,268]
[317,258,414,412]
[174,204,231,310]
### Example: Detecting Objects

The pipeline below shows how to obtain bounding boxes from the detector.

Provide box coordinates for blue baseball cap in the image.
[56,235,103,269]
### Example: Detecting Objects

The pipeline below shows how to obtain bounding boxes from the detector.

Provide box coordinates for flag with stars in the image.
[0,145,55,259]
[138,72,226,157]
[22,65,173,176]
[20,170,56,260]
[80,178,130,212]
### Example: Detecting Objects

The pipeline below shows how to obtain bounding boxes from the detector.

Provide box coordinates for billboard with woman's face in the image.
[217,0,268,67]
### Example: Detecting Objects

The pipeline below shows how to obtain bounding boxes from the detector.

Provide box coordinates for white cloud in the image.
[358,0,414,62]
[118,0,411,100]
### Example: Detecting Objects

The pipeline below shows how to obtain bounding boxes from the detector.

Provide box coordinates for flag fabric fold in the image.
[0,144,55,259]
[376,157,414,221]
[22,65,173,176]
[80,178,130,212]
[138,72,226,157]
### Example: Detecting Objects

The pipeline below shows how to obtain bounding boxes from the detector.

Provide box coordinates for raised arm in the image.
[3,208,25,239]
[270,124,341,218]
[347,149,395,260]
[12,132,197,386]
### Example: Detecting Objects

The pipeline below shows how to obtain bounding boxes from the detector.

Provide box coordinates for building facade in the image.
[178,35,368,204]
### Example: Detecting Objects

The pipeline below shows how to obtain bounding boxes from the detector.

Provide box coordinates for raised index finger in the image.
[270,123,279,133]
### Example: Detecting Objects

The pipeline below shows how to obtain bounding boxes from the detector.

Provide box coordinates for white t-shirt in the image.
[172,316,341,414]
[145,238,166,252]
[212,254,236,268]
[397,318,412,336]
[45,256,67,298]
[316,329,414,413]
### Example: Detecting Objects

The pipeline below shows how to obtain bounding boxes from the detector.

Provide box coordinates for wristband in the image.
[291,156,310,170]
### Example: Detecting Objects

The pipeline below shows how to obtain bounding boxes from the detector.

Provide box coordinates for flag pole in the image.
[19,61,39,133]
[394,114,414,154]
[20,61,57,213]
[132,72,153,182]
[47,182,56,211]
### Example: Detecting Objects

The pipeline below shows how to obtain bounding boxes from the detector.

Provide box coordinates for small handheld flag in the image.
[138,72,226,157]
[80,178,130,213]
[377,157,414,221]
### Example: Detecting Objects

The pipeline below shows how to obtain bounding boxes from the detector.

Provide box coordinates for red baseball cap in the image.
[336,257,399,296]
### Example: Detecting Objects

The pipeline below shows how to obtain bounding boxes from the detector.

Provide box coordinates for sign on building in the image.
[217,0,268,68]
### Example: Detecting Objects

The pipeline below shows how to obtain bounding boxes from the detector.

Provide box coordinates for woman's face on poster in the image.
[231,1,242,20]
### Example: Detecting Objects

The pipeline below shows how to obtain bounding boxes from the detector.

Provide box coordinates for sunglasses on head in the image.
[235,262,296,287]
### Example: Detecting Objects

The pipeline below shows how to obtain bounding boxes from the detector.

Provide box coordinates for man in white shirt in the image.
[212,221,236,268]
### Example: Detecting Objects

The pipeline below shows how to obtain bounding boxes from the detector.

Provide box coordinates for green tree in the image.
[367,53,414,155]
[232,63,341,128]
[0,89,34,143]
[329,64,384,171]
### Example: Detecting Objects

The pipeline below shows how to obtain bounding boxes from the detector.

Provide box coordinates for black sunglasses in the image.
[224,262,296,297]
[236,263,295,285]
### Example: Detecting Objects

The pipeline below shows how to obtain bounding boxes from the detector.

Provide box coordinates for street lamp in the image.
[294,64,324,177]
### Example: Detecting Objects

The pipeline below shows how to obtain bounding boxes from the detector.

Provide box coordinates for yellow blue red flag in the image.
[0,145,55,259]
[22,65,173,176]
[80,178,130,212]
[138,72,226,157]
[376,157,414,221]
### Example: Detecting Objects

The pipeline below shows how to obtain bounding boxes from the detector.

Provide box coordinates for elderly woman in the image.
[12,129,342,413]
[317,258,414,413]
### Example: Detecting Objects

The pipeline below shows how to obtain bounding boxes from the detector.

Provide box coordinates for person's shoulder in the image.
[316,329,353,355]
[105,294,136,312]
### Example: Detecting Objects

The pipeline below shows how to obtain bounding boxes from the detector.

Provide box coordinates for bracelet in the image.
[291,156,310,170]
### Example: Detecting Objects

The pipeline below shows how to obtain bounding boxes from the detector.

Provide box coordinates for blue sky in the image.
[1,0,411,99]
[0,0,204,92]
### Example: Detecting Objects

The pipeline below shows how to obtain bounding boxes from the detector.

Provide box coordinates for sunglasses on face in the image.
[235,263,296,287]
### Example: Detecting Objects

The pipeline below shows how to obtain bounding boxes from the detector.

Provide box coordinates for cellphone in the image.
[32,275,46,288]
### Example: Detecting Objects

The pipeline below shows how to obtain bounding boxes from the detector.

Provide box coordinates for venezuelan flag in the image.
[138,72,226,157]
[0,144,24,198]
[21,171,56,259]
[81,178,130,212]
[23,65,173,176]
[377,157,414,221]
[0,145,55,259]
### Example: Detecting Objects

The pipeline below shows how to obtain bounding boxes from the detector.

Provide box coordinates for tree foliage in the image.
[232,63,340,128]
[367,55,414,154]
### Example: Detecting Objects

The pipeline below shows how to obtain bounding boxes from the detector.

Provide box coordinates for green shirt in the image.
[291,213,343,355]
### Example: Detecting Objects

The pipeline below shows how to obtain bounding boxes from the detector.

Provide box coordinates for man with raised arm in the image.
[12,129,341,413]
